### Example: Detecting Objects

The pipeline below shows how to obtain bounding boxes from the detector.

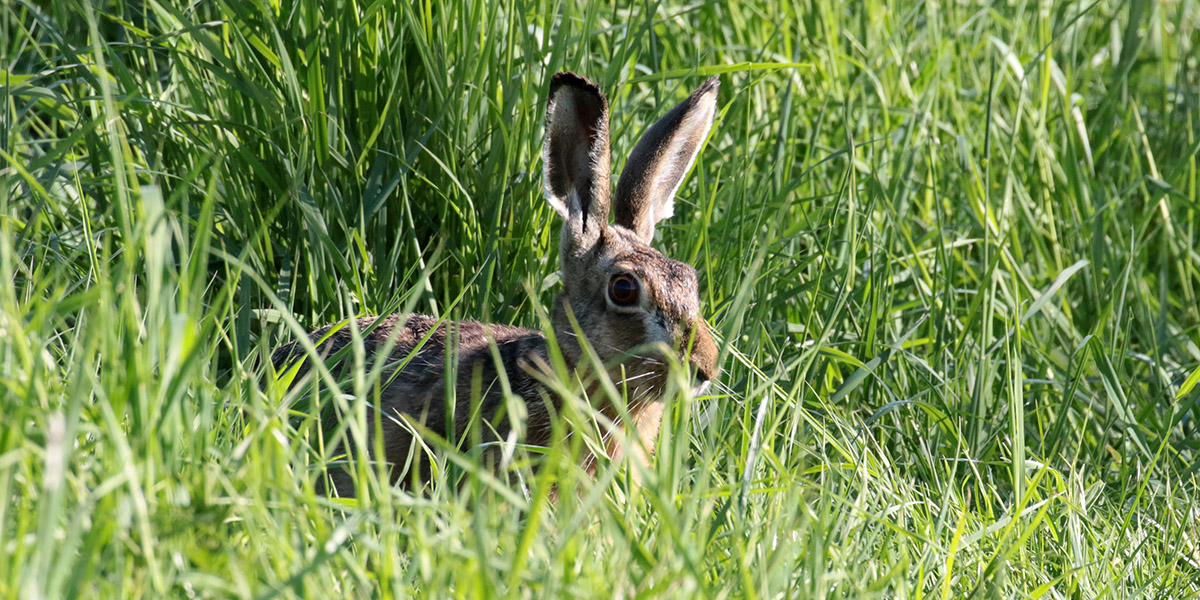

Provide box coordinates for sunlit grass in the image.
[2,0,1199,597]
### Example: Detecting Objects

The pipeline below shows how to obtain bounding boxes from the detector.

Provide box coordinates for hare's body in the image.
[283,314,552,495]
[278,73,721,495]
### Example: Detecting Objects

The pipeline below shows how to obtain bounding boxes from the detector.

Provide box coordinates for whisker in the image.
[618,371,658,385]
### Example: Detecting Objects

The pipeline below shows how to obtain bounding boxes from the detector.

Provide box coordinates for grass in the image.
[3,0,1199,597]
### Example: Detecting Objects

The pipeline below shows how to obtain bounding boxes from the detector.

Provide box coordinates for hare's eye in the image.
[608,274,640,306]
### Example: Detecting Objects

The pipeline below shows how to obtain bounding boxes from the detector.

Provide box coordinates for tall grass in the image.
[2,0,1199,597]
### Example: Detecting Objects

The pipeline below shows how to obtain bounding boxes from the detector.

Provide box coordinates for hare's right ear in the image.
[543,72,612,254]
[614,76,719,244]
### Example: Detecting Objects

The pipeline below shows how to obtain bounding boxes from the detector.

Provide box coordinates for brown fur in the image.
[275,73,720,496]
[275,314,553,495]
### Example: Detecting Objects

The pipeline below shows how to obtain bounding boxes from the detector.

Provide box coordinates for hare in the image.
[277,72,720,496]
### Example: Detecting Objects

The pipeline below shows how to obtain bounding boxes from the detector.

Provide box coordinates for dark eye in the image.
[608,274,640,306]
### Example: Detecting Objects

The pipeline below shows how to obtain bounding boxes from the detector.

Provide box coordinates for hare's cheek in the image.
[604,314,647,355]
[641,311,672,348]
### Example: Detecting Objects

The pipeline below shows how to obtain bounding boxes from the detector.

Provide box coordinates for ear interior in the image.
[614,76,719,243]
[543,72,612,248]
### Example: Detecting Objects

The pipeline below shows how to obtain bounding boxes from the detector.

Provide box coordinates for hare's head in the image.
[542,72,719,397]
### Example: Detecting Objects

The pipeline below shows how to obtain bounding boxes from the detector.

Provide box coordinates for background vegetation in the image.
[3,0,1199,597]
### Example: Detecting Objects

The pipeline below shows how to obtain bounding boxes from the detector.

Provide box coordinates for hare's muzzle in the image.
[686,318,719,384]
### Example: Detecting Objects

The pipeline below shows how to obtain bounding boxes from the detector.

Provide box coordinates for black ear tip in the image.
[696,75,721,96]
[550,71,606,99]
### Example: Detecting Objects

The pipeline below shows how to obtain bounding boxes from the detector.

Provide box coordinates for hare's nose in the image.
[686,319,719,383]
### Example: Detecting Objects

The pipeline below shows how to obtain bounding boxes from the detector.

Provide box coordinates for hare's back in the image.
[280,313,541,370]
[278,314,548,407]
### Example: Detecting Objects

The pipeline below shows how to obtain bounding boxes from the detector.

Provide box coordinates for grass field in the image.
[3,0,1200,597]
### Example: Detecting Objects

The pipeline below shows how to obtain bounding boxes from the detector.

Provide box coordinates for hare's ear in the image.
[614,76,719,243]
[544,72,611,253]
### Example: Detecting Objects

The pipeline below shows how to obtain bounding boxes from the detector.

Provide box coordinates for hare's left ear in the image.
[544,72,612,255]
[614,76,719,244]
